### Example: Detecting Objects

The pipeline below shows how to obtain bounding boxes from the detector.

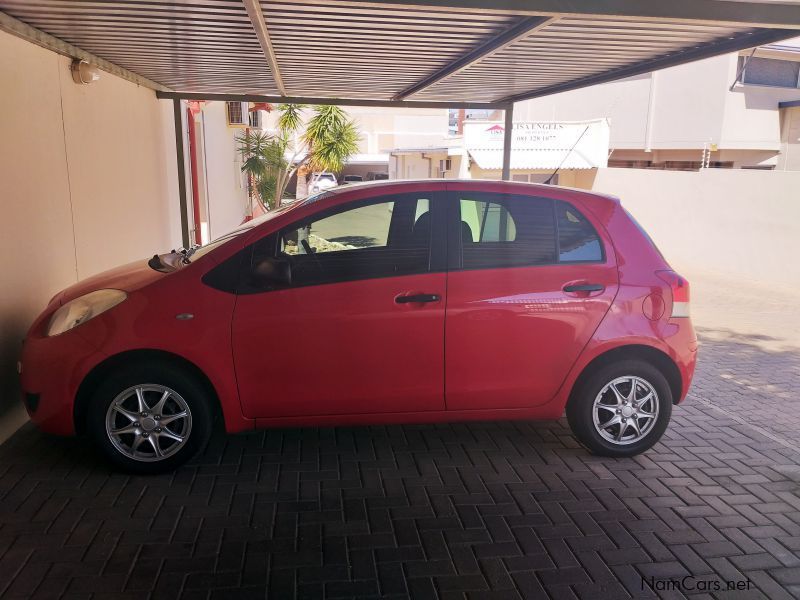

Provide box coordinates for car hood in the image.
[55,258,170,305]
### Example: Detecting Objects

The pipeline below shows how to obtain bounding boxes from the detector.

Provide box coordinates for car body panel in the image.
[232,272,447,418]
[21,264,249,435]
[443,182,621,410]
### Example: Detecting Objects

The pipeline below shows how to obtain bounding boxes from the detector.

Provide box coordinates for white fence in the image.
[587,168,800,289]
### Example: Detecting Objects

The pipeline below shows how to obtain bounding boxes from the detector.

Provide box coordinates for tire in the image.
[566,359,672,458]
[87,363,213,474]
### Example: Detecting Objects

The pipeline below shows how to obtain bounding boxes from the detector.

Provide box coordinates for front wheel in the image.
[87,364,213,473]
[566,360,672,457]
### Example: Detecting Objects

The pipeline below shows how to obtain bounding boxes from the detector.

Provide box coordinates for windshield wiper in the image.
[178,245,200,264]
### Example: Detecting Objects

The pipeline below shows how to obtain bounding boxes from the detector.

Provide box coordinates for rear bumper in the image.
[667,318,698,404]
[19,331,101,436]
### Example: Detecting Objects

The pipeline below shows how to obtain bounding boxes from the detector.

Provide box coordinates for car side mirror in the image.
[251,257,292,287]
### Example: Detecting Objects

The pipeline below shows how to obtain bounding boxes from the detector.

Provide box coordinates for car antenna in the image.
[544,125,590,185]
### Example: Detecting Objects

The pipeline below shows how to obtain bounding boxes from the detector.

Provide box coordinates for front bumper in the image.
[19,330,102,436]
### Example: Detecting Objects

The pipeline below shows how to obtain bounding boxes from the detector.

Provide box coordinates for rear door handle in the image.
[395,293,440,304]
[563,283,604,293]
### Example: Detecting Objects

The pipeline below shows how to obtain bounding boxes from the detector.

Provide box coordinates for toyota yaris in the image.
[20,180,697,473]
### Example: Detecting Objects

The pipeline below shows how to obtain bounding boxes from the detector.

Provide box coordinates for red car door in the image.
[231,192,447,419]
[444,185,619,410]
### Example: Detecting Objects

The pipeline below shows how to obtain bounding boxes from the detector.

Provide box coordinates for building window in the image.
[740,56,800,88]
[226,102,247,126]
[608,160,653,169]
[648,161,733,171]
[650,161,703,171]
[248,109,262,129]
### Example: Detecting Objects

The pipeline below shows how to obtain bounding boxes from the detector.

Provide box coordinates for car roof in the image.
[324,178,620,207]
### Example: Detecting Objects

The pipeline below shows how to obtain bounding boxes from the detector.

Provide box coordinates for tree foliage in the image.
[237,104,360,210]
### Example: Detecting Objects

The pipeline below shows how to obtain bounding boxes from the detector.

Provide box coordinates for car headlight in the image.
[46,289,127,337]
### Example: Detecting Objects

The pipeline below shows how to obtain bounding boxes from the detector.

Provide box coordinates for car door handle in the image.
[563,283,604,293]
[395,293,440,304]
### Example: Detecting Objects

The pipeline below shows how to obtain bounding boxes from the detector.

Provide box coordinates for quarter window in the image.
[556,201,602,262]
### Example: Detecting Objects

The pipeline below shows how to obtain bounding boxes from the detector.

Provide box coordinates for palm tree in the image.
[237,104,360,210]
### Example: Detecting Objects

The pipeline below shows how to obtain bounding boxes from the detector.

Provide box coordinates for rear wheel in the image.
[566,359,672,457]
[87,364,213,473]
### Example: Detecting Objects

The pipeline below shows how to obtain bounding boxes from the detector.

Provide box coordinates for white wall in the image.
[586,168,800,289]
[198,102,250,239]
[516,73,651,149]
[0,30,180,440]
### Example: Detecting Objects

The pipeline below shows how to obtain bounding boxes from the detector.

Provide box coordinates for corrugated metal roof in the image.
[0,1,798,105]
[468,148,597,170]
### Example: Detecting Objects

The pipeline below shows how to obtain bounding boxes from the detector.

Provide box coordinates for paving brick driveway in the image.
[1,270,799,599]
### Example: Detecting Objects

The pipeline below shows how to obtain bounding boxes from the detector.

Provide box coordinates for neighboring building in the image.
[390,120,610,187]
[514,42,800,171]
[433,41,800,173]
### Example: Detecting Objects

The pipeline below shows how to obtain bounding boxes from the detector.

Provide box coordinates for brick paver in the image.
[1,271,799,599]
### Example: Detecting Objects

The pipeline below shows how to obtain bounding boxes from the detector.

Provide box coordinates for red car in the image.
[20,181,697,473]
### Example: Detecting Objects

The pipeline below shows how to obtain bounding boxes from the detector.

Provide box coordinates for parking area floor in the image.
[1,270,800,599]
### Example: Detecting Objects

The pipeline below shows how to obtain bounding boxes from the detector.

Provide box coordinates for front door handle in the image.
[563,283,604,293]
[395,293,440,304]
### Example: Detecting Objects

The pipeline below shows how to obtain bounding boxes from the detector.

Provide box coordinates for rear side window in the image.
[458,195,555,269]
[556,201,603,262]
[455,194,605,269]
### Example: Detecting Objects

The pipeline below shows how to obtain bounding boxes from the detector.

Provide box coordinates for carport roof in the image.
[1,1,799,108]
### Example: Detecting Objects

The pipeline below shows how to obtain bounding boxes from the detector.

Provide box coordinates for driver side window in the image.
[250,195,432,290]
[282,201,398,255]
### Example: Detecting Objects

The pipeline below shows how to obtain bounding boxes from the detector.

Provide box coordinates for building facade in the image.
[515,43,800,171]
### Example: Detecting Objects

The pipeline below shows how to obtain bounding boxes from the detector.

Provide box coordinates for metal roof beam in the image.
[241,0,287,95]
[155,90,510,110]
[394,15,555,100]
[500,26,799,104]
[0,10,170,91]
[348,0,800,30]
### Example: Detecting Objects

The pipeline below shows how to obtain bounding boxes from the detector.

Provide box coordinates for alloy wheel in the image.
[105,384,192,462]
[592,375,660,446]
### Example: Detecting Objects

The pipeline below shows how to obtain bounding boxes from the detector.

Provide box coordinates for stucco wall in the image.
[585,168,800,289]
[0,30,180,440]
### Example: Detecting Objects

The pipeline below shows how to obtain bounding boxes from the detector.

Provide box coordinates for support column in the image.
[501,104,513,181]
[172,98,191,248]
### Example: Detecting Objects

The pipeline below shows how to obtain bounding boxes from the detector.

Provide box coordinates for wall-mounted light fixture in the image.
[70,59,101,85]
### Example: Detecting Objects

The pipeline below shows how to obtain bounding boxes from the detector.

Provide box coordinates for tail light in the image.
[656,270,690,318]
